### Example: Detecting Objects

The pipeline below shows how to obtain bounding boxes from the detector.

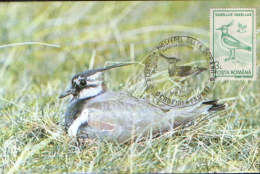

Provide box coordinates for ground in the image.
[0,1,259,173]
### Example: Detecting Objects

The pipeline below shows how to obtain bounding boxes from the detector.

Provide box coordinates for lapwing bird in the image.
[237,22,247,33]
[159,52,207,81]
[217,21,251,61]
[60,63,225,143]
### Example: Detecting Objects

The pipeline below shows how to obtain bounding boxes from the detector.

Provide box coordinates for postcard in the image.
[0,1,259,173]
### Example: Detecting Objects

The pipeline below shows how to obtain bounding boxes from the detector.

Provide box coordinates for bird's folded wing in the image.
[223,35,240,46]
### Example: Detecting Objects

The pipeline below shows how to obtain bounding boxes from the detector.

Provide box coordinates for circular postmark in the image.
[144,36,216,107]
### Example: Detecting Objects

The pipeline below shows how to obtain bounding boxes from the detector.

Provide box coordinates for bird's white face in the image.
[77,86,103,99]
[73,72,104,99]
[217,26,229,34]
[59,63,135,100]
[222,26,229,34]
[59,72,104,100]
[217,21,233,34]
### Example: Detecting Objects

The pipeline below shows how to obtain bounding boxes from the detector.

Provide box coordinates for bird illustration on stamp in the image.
[237,22,247,33]
[216,20,251,61]
[210,8,256,80]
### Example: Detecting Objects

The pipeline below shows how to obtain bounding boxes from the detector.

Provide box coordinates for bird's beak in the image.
[59,88,76,99]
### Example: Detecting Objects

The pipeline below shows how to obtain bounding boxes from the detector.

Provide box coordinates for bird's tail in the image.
[240,44,251,52]
[243,46,251,51]
[202,100,226,112]
[169,99,225,128]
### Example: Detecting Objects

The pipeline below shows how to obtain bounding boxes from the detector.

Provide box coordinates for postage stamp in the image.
[210,8,256,80]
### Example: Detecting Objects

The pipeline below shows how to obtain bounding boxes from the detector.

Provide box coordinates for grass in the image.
[0,1,260,173]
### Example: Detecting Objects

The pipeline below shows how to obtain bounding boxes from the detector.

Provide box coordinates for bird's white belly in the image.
[68,108,89,137]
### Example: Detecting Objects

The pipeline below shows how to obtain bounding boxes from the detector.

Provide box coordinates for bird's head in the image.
[216,20,233,34]
[59,63,135,100]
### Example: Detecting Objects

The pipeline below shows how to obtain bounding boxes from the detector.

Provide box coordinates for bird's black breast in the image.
[64,99,87,128]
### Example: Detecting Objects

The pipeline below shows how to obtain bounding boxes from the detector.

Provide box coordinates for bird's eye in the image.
[80,79,86,86]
